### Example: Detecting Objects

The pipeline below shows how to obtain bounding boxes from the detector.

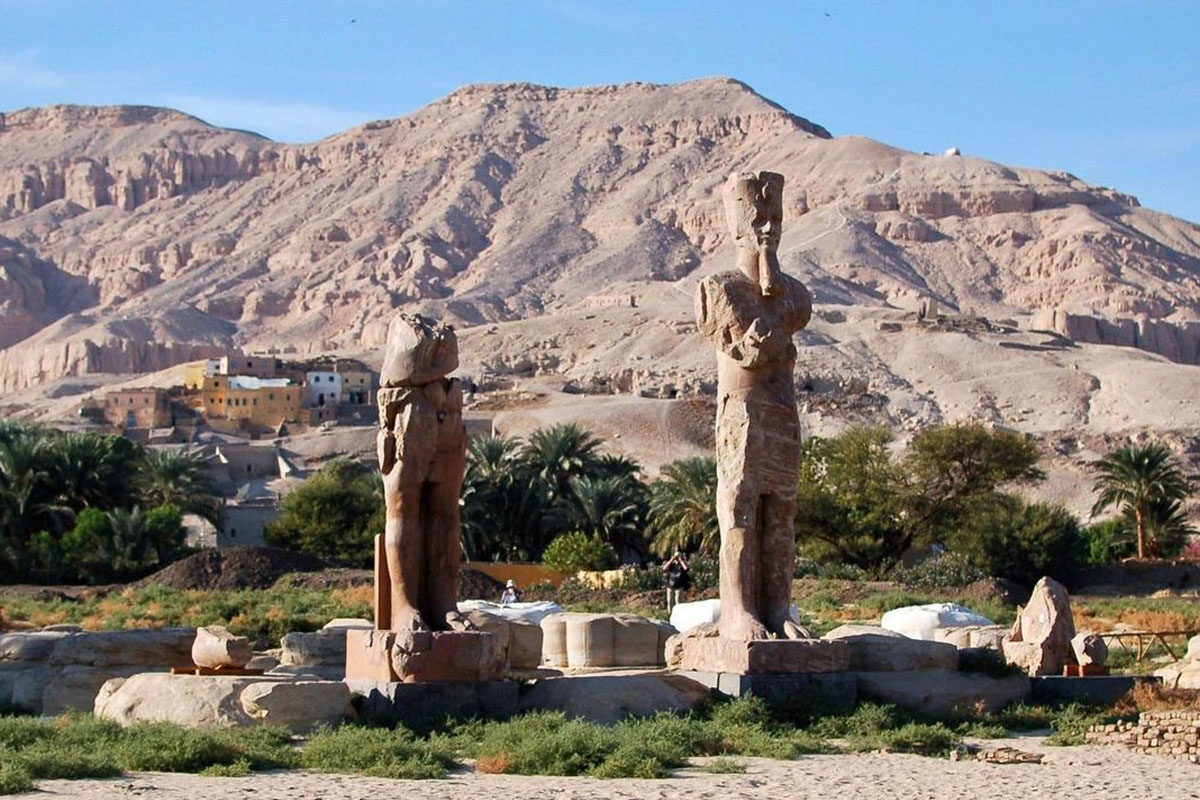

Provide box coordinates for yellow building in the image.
[104,388,172,429]
[200,375,302,429]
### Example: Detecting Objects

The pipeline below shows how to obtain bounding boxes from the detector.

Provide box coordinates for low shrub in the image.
[0,761,34,796]
[300,724,454,780]
[892,552,986,590]
[542,532,617,573]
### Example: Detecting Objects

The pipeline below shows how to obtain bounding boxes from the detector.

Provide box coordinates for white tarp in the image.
[457,599,564,626]
[880,602,994,641]
[668,599,804,633]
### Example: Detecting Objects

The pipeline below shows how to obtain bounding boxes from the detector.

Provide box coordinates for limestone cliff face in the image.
[1,79,1199,392]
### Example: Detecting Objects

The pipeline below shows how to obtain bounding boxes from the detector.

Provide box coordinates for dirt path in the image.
[22,746,1200,800]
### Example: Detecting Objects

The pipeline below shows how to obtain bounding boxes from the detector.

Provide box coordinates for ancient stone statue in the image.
[346,313,503,683]
[375,313,469,634]
[695,171,813,641]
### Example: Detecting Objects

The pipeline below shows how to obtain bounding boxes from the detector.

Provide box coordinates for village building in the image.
[103,388,172,429]
[200,375,302,429]
[304,370,343,409]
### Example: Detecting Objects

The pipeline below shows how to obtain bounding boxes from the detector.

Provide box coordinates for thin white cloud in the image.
[0,50,68,89]
[160,93,387,143]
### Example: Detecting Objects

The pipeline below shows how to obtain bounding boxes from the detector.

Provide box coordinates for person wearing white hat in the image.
[499,579,521,605]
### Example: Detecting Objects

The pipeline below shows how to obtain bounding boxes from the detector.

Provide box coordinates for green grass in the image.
[697,758,747,774]
[0,583,372,649]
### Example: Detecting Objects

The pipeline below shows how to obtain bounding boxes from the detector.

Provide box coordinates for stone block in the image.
[345,629,503,683]
[540,614,569,667]
[280,629,348,667]
[1031,675,1161,706]
[823,626,958,671]
[266,664,344,680]
[48,629,196,668]
[192,626,252,669]
[855,669,1030,715]
[0,664,52,714]
[677,636,848,674]
[612,614,663,667]
[520,672,709,724]
[96,673,263,727]
[508,620,543,670]
[1072,632,1108,666]
[0,631,72,662]
[565,613,615,667]
[240,680,351,731]
[348,679,519,726]
[678,669,856,712]
[43,665,160,715]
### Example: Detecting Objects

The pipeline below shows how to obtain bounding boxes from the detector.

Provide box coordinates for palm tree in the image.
[647,456,719,556]
[521,424,602,504]
[1092,442,1191,559]
[1127,496,1195,558]
[558,475,648,562]
[136,448,222,524]
[460,435,543,561]
[49,431,142,513]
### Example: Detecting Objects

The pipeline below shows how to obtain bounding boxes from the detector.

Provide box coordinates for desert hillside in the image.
[2,78,1199,514]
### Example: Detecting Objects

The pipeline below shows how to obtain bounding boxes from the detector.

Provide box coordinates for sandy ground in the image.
[21,743,1200,800]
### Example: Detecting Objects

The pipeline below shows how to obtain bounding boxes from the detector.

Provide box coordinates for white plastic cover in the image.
[879,602,994,641]
[457,599,563,626]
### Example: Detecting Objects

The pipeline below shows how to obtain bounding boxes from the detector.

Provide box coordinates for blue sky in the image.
[2,1,1198,221]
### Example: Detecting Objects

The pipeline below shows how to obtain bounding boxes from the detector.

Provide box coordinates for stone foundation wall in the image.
[1086,710,1200,763]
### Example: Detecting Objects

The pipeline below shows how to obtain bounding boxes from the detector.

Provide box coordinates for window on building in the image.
[313,376,320,383]
[269,393,275,400]
[128,398,134,404]
[253,399,258,406]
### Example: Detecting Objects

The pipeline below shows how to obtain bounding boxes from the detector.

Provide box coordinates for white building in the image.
[305,371,343,408]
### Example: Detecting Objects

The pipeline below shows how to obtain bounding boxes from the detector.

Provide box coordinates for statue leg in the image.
[385,481,428,632]
[718,477,769,641]
[425,472,470,631]
[761,491,804,638]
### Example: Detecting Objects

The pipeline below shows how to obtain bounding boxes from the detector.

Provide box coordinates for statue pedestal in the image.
[345,628,504,683]
[677,636,849,674]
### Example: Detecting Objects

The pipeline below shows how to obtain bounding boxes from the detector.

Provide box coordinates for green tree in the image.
[950,495,1082,585]
[136,448,222,524]
[264,458,383,565]
[1092,442,1191,558]
[903,423,1044,543]
[542,531,617,572]
[647,456,719,557]
[795,427,908,575]
[51,431,143,514]
[53,503,189,583]
[795,424,1048,576]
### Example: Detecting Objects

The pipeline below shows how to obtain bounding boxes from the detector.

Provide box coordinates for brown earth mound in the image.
[272,566,503,600]
[137,547,329,590]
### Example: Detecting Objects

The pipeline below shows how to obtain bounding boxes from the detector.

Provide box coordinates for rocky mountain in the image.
[2,78,1199,514]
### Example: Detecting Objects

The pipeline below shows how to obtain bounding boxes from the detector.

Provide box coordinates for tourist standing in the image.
[662,551,691,612]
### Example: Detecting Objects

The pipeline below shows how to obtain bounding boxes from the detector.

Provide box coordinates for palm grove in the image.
[0,421,219,583]
[2,417,1193,587]
[265,421,1195,586]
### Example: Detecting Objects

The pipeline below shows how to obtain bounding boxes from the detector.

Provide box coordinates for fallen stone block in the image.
[0,664,52,714]
[1072,632,1108,666]
[0,631,73,662]
[855,669,1030,715]
[192,626,252,669]
[240,680,351,731]
[96,672,261,727]
[678,636,849,674]
[48,629,196,668]
[43,665,162,716]
[280,629,349,667]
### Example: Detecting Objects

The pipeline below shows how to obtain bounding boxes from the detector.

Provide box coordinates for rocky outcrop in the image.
[1032,308,1200,365]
